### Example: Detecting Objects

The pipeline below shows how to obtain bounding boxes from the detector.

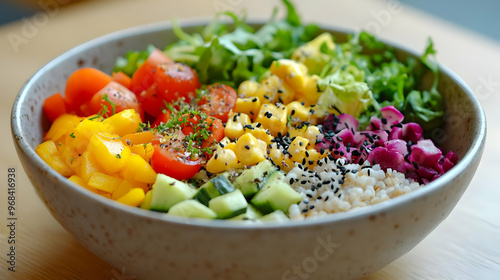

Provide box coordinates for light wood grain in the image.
[1,0,499,279]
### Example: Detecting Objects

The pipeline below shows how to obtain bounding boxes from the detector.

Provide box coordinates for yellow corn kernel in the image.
[112,180,134,200]
[87,172,122,194]
[235,133,266,166]
[238,80,261,99]
[258,74,295,104]
[206,148,239,173]
[288,136,310,162]
[269,59,309,93]
[268,144,294,172]
[219,137,232,147]
[89,132,131,174]
[116,188,146,207]
[224,113,251,140]
[129,143,155,162]
[234,97,261,120]
[255,103,288,137]
[103,109,142,136]
[224,142,236,153]
[244,122,274,144]
[122,154,157,184]
[80,150,103,183]
[286,101,311,124]
[36,140,74,177]
[257,139,268,156]
[45,114,83,142]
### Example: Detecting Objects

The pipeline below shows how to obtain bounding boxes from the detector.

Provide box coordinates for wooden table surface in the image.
[1,0,499,279]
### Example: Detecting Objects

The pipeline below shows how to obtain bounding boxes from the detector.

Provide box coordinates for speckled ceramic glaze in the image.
[11,20,486,280]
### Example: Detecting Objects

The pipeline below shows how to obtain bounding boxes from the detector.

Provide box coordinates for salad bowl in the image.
[11,19,486,280]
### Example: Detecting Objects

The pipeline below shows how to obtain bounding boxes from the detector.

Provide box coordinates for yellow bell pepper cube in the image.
[116,188,146,207]
[112,180,134,200]
[44,114,83,142]
[76,118,114,141]
[60,145,82,176]
[89,132,131,174]
[36,140,74,177]
[80,150,103,183]
[103,109,142,136]
[129,143,155,162]
[87,172,122,194]
[234,133,266,166]
[122,154,157,184]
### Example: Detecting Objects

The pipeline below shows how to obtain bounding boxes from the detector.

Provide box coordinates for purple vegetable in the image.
[409,139,442,167]
[402,122,424,143]
[381,105,404,126]
[367,147,404,171]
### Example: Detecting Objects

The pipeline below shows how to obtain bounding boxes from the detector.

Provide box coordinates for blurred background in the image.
[2,0,499,41]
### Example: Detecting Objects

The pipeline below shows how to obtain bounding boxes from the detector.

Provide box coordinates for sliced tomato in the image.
[198,83,237,123]
[151,144,202,180]
[201,117,225,157]
[130,49,173,95]
[80,81,143,118]
[43,92,67,123]
[65,68,113,114]
[112,71,132,89]
[154,62,200,103]
[152,110,172,128]
[138,83,165,118]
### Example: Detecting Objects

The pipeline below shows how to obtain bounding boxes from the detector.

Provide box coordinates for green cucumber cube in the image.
[209,189,248,219]
[167,199,217,219]
[150,174,197,212]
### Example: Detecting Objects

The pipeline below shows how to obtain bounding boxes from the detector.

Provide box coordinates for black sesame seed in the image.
[244,145,250,150]
[381,118,387,125]
[306,193,313,198]
[290,178,294,184]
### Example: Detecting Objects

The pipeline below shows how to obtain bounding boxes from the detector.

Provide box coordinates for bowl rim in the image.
[11,19,487,230]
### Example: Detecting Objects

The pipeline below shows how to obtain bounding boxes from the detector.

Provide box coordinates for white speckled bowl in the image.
[11,20,486,280]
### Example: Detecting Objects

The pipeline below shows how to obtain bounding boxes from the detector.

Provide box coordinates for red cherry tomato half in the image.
[138,83,164,118]
[154,62,200,103]
[80,81,143,118]
[151,144,202,181]
[198,83,237,123]
[130,49,173,95]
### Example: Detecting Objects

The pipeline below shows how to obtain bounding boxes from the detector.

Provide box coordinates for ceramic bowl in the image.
[11,20,486,280]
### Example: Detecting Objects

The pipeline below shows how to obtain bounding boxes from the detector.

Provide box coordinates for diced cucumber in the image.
[139,190,153,210]
[150,174,197,212]
[209,189,248,219]
[229,205,263,221]
[233,160,277,199]
[260,210,290,222]
[250,171,302,215]
[167,199,217,219]
[193,175,235,206]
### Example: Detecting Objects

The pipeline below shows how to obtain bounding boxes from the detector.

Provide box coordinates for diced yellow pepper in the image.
[234,97,261,120]
[36,140,74,177]
[76,118,114,141]
[121,131,155,146]
[255,103,288,137]
[89,132,131,174]
[224,113,251,140]
[234,133,266,166]
[60,145,82,175]
[87,172,122,194]
[122,154,157,184]
[112,180,134,200]
[288,136,310,162]
[129,143,155,162]
[44,114,83,142]
[206,148,239,174]
[68,175,85,187]
[80,150,103,183]
[103,109,142,136]
[116,188,146,207]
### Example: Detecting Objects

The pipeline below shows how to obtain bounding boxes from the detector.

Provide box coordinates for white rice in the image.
[285,158,423,220]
